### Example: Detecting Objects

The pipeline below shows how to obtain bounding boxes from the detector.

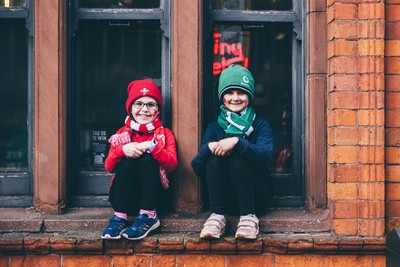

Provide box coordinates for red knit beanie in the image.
[125,79,163,114]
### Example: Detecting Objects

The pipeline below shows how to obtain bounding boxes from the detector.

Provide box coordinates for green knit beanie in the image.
[217,64,255,101]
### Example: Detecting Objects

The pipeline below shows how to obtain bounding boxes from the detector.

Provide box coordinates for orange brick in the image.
[386,21,400,39]
[386,165,400,182]
[358,73,384,91]
[359,201,384,218]
[386,75,400,91]
[328,182,358,200]
[359,164,385,182]
[328,164,359,182]
[326,255,374,267]
[328,57,358,74]
[328,92,359,109]
[226,255,275,267]
[358,20,385,39]
[359,3,384,20]
[177,255,225,267]
[387,110,400,127]
[328,110,357,126]
[152,255,176,267]
[358,39,384,56]
[359,183,385,200]
[328,21,358,40]
[358,110,384,126]
[275,255,325,267]
[359,219,385,236]
[334,201,359,219]
[335,3,357,20]
[10,255,60,266]
[112,255,151,266]
[387,147,400,164]
[359,146,384,164]
[386,40,400,57]
[386,200,400,217]
[386,5,400,21]
[386,183,400,201]
[359,128,384,145]
[359,92,384,109]
[62,255,112,267]
[358,57,384,74]
[328,146,358,164]
[387,92,400,109]
[328,39,357,58]
[373,255,386,267]
[333,219,358,235]
[386,58,400,74]
[328,128,359,145]
[327,74,358,91]
[386,128,400,146]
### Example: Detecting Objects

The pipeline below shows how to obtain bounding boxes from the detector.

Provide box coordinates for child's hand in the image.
[210,137,239,157]
[122,142,147,158]
[136,141,152,151]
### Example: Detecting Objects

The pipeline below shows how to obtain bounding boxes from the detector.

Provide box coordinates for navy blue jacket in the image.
[191,115,273,178]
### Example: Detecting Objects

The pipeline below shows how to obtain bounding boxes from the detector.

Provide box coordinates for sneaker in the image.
[200,213,226,239]
[101,215,128,239]
[235,214,259,239]
[122,213,160,240]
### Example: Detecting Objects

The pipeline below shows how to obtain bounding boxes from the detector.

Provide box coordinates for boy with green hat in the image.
[192,64,274,239]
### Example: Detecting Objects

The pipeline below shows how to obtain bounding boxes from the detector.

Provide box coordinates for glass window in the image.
[213,0,291,11]
[79,0,159,8]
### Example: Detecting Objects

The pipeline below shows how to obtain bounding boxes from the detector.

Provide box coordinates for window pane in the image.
[210,23,292,174]
[0,19,28,169]
[77,20,161,169]
[213,0,292,11]
[0,0,25,7]
[79,0,160,8]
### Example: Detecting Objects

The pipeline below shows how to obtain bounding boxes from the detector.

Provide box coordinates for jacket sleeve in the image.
[150,128,178,173]
[233,118,273,166]
[191,122,218,177]
[104,127,126,173]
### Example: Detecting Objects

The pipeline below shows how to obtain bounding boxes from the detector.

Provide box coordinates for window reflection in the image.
[210,23,292,174]
[0,19,28,169]
[0,0,25,7]
[79,0,160,8]
[213,0,292,11]
[77,20,161,168]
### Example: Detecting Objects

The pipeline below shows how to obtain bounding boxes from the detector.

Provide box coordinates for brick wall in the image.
[327,0,386,236]
[386,0,400,232]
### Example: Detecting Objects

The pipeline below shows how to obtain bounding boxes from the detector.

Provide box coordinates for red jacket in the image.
[104,126,178,174]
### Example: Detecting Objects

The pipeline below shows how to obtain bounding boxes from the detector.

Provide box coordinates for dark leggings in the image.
[205,153,272,216]
[109,153,161,214]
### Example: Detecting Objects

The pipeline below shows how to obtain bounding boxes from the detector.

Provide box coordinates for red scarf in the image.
[108,116,170,189]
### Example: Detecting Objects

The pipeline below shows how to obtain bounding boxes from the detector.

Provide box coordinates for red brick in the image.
[386,22,400,39]
[358,110,384,126]
[359,3,384,19]
[49,236,76,254]
[359,92,384,109]
[325,255,374,267]
[338,237,363,252]
[210,237,237,254]
[237,238,262,254]
[328,39,357,58]
[387,92,400,109]
[359,164,385,182]
[386,5,400,21]
[287,234,313,253]
[132,236,158,254]
[386,75,400,91]
[386,183,400,200]
[328,146,358,164]
[387,147,400,164]
[0,257,8,267]
[333,219,358,235]
[328,128,359,145]
[112,255,150,267]
[313,234,339,253]
[359,20,385,38]
[328,165,358,182]
[327,110,357,126]
[373,255,386,267]
[359,146,384,164]
[104,239,131,255]
[328,21,358,40]
[386,110,400,127]
[327,74,358,91]
[158,236,184,254]
[151,255,176,267]
[386,200,400,217]
[358,58,384,74]
[184,236,211,253]
[359,219,385,236]
[359,128,384,146]
[328,182,358,200]
[333,201,358,219]
[11,255,60,267]
[328,57,358,74]
[358,39,384,56]
[359,201,384,218]
[62,255,112,267]
[358,73,384,91]
[226,255,275,267]
[0,234,24,255]
[386,165,400,182]
[328,92,360,109]
[263,234,288,254]
[386,58,400,74]
[334,3,357,20]
[386,40,400,57]
[177,255,225,267]
[24,236,50,255]
[386,128,400,146]
[275,255,325,267]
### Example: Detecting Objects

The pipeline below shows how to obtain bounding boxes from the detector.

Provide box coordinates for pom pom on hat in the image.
[217,64,255,101]
[125,79,163,114]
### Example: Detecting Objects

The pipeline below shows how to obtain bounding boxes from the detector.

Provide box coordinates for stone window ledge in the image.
[0,207,386,255]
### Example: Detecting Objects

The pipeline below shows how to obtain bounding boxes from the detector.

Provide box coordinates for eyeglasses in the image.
[133,101,158,110]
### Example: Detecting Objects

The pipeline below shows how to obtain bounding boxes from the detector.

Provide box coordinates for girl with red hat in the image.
[101,79,178,240]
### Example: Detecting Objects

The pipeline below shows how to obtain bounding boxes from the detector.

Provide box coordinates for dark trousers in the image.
[205,153,272,216]
[109,153,161,214]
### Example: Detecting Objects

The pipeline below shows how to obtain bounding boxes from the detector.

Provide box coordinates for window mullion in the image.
[212,10,297,23]
[77,8,163,20]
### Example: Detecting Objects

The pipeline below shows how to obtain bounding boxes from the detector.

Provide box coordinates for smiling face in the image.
[222,89,249,113]
[130,96,159,124]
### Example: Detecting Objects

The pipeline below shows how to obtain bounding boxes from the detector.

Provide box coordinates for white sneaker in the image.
[235,214,259,239]
[200,213,226,239]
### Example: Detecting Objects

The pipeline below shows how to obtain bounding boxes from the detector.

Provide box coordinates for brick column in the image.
[327,1,385,236]
[34,0,67,213]
[385,2,400,232]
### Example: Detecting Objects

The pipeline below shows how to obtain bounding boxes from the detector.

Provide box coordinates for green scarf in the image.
[218,105,256,137]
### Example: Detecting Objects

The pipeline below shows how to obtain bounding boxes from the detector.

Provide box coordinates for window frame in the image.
[0,1,34,207]
[203,0,306,207]
[67,0,171,207]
